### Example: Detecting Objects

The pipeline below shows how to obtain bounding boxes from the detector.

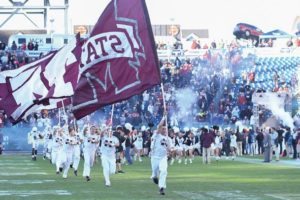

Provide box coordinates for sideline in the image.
[235,157,300,168]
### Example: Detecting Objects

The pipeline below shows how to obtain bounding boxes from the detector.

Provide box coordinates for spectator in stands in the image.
[34,42,39,51]
[27,40,34,50]
[218,39,225,49]
[11,41,17,50]
[273,72,280,89]
[202,43,209,49]
[0,41,6,50]
[21,42,26,50]
[211,40,217,49]
[291,74,298,91]
[296,37,300,47]
[191,40,201,49]
[287,38,293,47]
[267,39,273,47]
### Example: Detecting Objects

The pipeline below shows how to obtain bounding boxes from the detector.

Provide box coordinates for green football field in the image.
[0,154,300,200]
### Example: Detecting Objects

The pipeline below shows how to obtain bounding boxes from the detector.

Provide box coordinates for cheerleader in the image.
[184,131,195,164]
[230,131,237,160]
[175,132,185,164]
[133,131,144,162]
[214,131,223,160]
[168,130,176,165]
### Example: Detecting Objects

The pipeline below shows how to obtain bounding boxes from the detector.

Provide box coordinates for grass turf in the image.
[0,155,300,200]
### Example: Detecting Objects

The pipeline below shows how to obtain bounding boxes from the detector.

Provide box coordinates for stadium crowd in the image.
[1,38,300,165]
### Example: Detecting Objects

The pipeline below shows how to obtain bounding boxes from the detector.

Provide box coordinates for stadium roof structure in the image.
[181,29,209,39]
[291,16,300,34]
[0,0,69,34]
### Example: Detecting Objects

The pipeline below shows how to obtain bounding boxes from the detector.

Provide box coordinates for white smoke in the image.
[174,88,198,124]
[257,92,294,130]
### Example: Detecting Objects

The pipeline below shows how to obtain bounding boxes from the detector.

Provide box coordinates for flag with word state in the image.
[72,0,161,119]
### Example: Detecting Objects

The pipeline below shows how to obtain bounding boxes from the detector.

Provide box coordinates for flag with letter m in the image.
[0,35,82,124]
[72,0,161,119]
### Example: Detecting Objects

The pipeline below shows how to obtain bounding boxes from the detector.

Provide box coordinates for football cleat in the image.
[152,177,158,185]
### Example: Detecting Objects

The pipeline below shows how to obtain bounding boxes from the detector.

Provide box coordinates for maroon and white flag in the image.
[72,0,161,119]
[0,35,82,124]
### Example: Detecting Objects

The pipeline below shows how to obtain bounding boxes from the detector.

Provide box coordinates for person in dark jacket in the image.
[224,129,231,158]
[256,128,264,155]
[114,126,126,173]
[124,128,133,165]
[236,127,243,156]
[263,128,272,162]
[200,128,214,164]
[276,127,284,154]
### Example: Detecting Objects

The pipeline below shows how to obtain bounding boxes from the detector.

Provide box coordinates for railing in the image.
[1,46,299,60]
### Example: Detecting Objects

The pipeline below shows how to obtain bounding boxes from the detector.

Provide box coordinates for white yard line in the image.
[0,163,35,166]
[173,191,208,200]
[0,172,47,176]
[0,180,55,185]
[3,167,40,170]
[0,160,31,163]
[205,191,260,200]
[265,194,300,200]
[0,190,71,196]
[174,190,300,200]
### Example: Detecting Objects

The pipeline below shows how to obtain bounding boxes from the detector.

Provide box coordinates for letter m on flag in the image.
[72,0,161,119]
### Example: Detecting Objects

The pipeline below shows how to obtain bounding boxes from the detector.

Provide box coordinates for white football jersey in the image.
[100,135,119,158]
[151,133,173,158]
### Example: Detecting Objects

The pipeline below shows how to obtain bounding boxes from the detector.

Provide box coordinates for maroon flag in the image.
[0,34,82,124]
[72,0,161,119]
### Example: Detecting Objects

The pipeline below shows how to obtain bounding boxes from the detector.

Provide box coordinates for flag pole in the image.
[109,104,115,137]
[160,82,168,136]
[61,99,67,116]
[58,108,61,127]
[61,99,68,129]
